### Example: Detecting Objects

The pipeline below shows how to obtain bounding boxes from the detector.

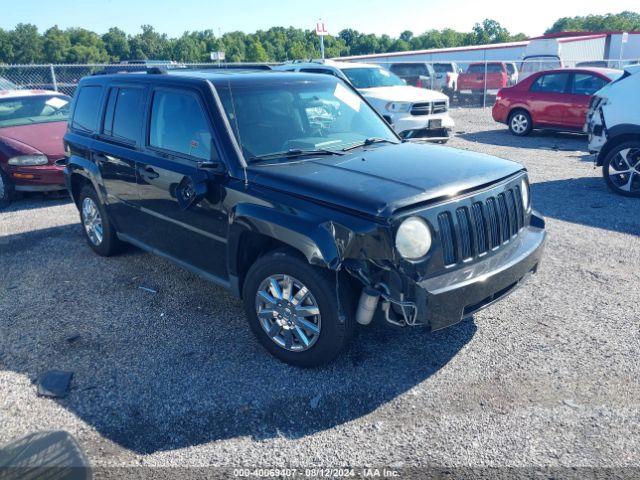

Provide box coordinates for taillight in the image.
[496,90,503,101]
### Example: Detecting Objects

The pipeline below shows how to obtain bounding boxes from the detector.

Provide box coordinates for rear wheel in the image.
[602,142,640,197]
[0,169,14,209]
[78,185,123,256]
[508,110,532,136]
[242,250,355,367]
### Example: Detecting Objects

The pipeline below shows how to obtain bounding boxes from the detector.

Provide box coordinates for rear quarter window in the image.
[102,86,144,143]
[71,85,103,133]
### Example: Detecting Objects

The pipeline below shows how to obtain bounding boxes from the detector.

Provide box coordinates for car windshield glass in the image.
[521,58,561,73]
[217,77,397,161]
[433,64,453,73]
[0,77,18,90]
[0,95,71,127]
[342,67,405,88]
[604,71,623,81]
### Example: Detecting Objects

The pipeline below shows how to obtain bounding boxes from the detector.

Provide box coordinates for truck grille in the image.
[410,102,431,115]
[438,185,525,266]
[432,100,447,114]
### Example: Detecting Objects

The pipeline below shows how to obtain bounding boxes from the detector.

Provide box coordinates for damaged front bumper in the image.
[376,214,546,331]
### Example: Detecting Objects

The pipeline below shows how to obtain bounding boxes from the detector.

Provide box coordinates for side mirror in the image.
[176,176,208,210]
[197,160,227,175]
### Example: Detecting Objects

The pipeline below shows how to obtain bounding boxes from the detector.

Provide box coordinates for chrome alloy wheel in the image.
[82,197,104,246]
[510,113,528,134]
[255,274,321,352]
[608,148,640,193]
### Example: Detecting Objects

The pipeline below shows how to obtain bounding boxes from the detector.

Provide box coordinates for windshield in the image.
[342,67,405,88]
[0,77,18,90]
[0,94,71,127]
[217,77,397,161]
[433,63,453,73]
[520,57,561,74]
[605,71,624,81]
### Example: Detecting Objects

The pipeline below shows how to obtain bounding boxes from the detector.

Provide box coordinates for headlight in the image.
[386,101,412,113]
[395,217,432,260]
[8,155,48,166]
[521,177,530,211]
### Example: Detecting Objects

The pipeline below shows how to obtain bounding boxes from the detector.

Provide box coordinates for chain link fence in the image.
[0,59,637,109]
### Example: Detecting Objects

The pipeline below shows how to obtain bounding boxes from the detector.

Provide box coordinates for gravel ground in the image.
[1,108,639,476]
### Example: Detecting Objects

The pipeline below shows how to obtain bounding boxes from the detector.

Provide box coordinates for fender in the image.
[596,124,640,166]
[64,155,105,205]
[227,203,344,278]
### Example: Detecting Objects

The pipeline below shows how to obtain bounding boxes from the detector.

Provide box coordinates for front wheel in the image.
[0,169,14,209]
[242,250,355,367]
[508,110,532,136]
[602,142,640,197]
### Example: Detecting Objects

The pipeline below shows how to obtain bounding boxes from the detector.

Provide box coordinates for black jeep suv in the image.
[64,69,546,367]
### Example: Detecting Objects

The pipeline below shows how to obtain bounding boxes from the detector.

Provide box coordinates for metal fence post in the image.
[482,54,488,109]
[50,64,58,92]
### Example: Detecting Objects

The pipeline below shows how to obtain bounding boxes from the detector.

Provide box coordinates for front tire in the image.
[0,169,14,209]
[242,250,355,367]
[602,142,640,197]
[508,110,532,136]
[78,185,122,256]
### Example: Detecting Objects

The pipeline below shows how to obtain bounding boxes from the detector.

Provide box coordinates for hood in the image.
[247,142,524,218]
[359,86,448,103]
[0,121,67,159]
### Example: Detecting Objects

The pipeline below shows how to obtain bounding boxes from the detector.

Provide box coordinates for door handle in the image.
[140,166,159,180]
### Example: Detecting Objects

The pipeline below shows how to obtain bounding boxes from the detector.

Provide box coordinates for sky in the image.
[1,0,634,38]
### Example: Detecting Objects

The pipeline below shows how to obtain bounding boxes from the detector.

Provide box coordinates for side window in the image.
[71,86,102,133]
[571,74,607,95]
[149,90,211,160]
[530,73,569,93]
[102,87,144,143]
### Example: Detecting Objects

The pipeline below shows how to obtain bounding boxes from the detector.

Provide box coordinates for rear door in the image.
[527,72,571,127]
[133,86,229,280]
[564,73,609,129]
[94,83,147,232]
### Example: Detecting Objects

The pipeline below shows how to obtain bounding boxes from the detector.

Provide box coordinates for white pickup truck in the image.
[275,60,455,142]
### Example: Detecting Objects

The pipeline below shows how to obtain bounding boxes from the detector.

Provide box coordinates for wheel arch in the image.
[596,127,640,166]
[66,156,105,208]
[227,204,344,298]
[508,106,531,124]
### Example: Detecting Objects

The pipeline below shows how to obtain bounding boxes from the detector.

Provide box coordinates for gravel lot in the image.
[1,108,639,475]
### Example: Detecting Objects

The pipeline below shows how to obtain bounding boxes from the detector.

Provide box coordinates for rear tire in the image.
[602,141,640,197]
[78,185,123,256]
[0,169,14,209]
[508,110,532,136]
[242,249,355,367]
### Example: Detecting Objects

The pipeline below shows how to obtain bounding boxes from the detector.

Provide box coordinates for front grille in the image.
[411,102,431,116]
[432,100,447,114]
[438,185,525,266]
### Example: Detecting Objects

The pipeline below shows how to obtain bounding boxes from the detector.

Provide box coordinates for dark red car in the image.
[0,90,71,207]
[492,68,623,136]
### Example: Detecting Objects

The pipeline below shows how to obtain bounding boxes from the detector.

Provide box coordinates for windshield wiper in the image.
[341,138,399,152]
[249,148,345,162]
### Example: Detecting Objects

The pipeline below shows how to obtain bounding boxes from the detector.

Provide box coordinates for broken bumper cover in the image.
[412,214,546,331]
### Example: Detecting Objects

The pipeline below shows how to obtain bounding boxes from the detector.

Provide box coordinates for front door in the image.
[564,73,609,130]
[133,87,229,281]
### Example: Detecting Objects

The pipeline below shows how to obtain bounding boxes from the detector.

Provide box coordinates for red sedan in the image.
[492,68,622,136]
[0,90,71,207]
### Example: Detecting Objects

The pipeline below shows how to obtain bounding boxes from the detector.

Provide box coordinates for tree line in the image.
[0,11,637,65]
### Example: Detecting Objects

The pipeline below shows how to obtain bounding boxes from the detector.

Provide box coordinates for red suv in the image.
[492,68,622,136]
[0,90,71,207]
